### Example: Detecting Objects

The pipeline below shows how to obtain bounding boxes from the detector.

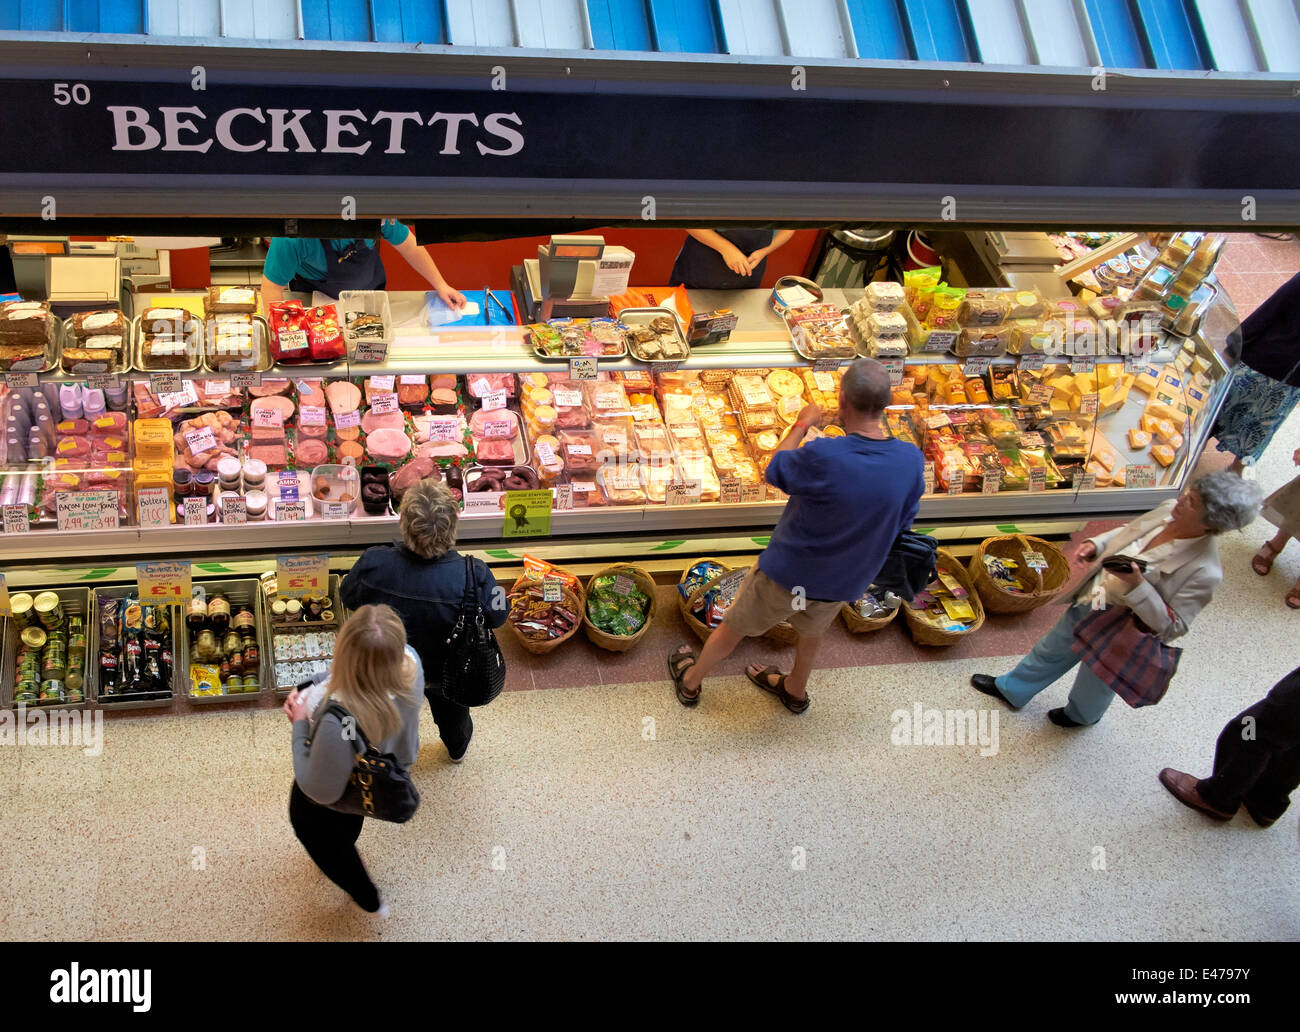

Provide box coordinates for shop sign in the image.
[277,553,329,597]
[503,489,553,538]
[3,504,29,534]
[136,559,191,602]
[55,491,119,531]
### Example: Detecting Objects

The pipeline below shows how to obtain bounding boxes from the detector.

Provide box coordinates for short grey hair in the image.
[1191,471,1261,534]
[840,358,891,418]
[400,479,459,559]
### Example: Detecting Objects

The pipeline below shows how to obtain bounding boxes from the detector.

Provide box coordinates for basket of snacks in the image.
[902,549,985,646]
[582,563,658,652]
[677,559,795,644]
[970,534,1071,614]
[505,556,585,655]
[842,585,899,634]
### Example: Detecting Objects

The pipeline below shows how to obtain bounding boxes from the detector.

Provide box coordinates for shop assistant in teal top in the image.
[260,218,466,309]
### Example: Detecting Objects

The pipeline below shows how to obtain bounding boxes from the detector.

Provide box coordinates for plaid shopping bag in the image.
[1069,605,1182,708]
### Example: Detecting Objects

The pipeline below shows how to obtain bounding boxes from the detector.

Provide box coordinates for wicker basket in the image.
[582,563,659,653]
[504,580,584,655]
[677,559,796,645]
[841,600,899,634]
[970,534,1071,614]
[902,549,986,647]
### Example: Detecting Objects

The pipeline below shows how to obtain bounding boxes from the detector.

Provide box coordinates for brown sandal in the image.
[1253,540,1282,576]
[746,665,810,715]
[667,643,701,706]
[1286,583,1300,610]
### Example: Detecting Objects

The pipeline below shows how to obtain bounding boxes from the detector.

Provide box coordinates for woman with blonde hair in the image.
[285,604,423,916]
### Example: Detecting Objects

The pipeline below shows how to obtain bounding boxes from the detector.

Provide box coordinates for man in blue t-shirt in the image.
[668,358,925,714]
[260,218,465,308]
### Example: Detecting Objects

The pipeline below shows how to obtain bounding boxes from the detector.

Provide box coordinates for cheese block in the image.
[1091,446,1116,472]
[1145,400,1190,431]
[1158,370,1184,393]
[1050,397,1071,415]
[1087,461,1112,487]
[1134,371,1160,395]
[1184,385,1209,412]
[1128,428,1151,449]
[1140,413,1160,434]
[1096,364,1121,390]
[1152,444,1175,467]
[1192,355,1211,376]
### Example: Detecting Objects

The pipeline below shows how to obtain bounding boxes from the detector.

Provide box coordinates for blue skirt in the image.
[1213,366,1300,463]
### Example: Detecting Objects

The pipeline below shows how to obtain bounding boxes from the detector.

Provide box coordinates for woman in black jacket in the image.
[340,479,507,762]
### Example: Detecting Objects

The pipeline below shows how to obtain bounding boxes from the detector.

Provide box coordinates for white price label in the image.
[1028,384,1054,405]
[923,463,935,494]
[883,358,904,386]
[963,357,993,377]
[399,374,425,386]
[1019,352,1046,371]
[741,483,766,504]
[86,373,119,391]
[1070,357,1097,374]
[470,377,493,396]
[353,340,388,363]
[567,444,592,457]
[320,500,349,520]
[368,392,399,415]
[553,388,583,408]
[543,578,562,603]
[203,379,232,397]
[367,375,395,392]
[1022,550,1049,571]
[811,358,840,373]
[3,504,29,534]
[221,495,247,524]
[947,475,964,496]
[1074,471,1097,491]
[1126,464,1157,489]
[136,486,172,528]
[430,416,461,442]
[569,357,598,381]
[481,390,507,412]
[665,479,702,507]
[554,483,574,511]
[813,371,836,392]
[1028,468,1047,493]
[276,501,309,522]
[652,361,681,374]
[982,471,1002,495]
[183,496,207,525]
[485,420,512,438]
[334,410,361,430]
[5,372,38,388]
[184,427,217,455]
[55,491,119,531]
[299,405,326,426]
[1079,393,1100,418]
[535,442,557,466]
[232,371,262,390]
[158,382,200,411]
[252,407,284,429]
[720,476,742,505]
[150,371,182,394]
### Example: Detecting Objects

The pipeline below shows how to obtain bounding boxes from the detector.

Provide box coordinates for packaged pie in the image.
[268,301,312,364]
[305,305,346,362]
[549,381,591,429]
[584,380,631,418]
[957,291,1009,327]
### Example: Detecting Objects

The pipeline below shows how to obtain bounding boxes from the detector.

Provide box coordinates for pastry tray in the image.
[0,311,58,373]
[58,316,133,376]
[618,307,692,364]
[133,314,204,374]
[203,315,273,374]
[786,310,858,363]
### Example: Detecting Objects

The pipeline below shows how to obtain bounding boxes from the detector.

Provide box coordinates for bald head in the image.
[840,358,891,420]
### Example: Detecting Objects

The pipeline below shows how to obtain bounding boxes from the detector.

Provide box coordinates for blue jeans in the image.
[995,604,1117,725]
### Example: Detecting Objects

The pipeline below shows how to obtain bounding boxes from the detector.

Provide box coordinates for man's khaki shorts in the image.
[721,566,842,638]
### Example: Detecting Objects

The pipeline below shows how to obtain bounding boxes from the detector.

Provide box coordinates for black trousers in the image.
[288,781,381,912]
[1197,666,1300,821]
[428,687,472,757]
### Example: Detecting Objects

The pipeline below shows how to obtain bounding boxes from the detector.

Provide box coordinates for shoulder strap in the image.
[308,700,368,756]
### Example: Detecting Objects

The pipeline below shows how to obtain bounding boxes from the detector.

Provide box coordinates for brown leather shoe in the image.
[1158,768,1236,821]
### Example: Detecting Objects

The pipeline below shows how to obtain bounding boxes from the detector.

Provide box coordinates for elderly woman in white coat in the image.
[970,471,1261,727]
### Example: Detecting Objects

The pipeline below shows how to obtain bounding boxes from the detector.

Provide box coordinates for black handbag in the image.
[439,556,506,707]
[308,702,420,823]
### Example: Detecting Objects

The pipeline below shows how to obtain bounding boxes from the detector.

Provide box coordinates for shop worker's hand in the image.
[746,248,770,269]
[1075,541,1098,563]
[718,242,752,277]
[796,403,823,429]
[284,689,308,723]
[437,285,467,310]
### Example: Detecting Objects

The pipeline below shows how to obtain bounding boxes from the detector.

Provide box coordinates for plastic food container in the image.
[310,463,360,518]
[338,290,394,352]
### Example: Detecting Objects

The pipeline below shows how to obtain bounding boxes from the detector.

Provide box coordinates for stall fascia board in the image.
[0,38,1298,228]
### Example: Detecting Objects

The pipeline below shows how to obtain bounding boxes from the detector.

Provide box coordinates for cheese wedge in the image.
[1152,444,1175,467]
[1096,364,1121,390]
[1128,427,1151,449]
[1134,372,1160,395]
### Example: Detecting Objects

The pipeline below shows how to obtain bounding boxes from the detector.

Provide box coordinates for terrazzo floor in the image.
[3,235,1300,942]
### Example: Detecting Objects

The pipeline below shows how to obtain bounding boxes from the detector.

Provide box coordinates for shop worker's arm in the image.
[292,711,354,805]
[746,230,796,268]
[388,223,466,310]
[260,238,302,306]
[685,230,753,277]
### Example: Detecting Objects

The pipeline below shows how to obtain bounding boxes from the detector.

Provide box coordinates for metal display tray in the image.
[268,572,343,698]
[619,306,692,364]
[0,585,90,711]
[179,577,270,704]
[202,315,273,374]
[58,315,132,376]
[86,587,183,710]
[132,313,204,374]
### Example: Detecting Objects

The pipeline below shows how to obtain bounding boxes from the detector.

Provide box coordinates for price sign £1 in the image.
[277,553,330,598]
[136,560,192,603]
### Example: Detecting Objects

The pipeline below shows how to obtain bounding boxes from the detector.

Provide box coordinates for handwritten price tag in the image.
[553,483,573,511]
[367,375,395,392]
[963,356,993,377]
[720,476,742,505]
[368,392,398,415]
[430,416,460,442]
[1019,432,1045,449]
[652,361,681,374]
[1019,352,1046,371]
[882,358,904,386]
[252,407,284,429]
[158,381,200,410]
[136,559,191,602]
[86,373,119,391]
[231,371,262,390]
[1022,550,1049,571]
[277,553,330,598]
[982,471,1002,495]
[56,491,119,531]
[481,390,507,412]
[923,462,935,494]
[665,479,702,507]
[542,578,562,603]
[3,504,29,534]
[150,372,182,394]
[334,410,361,430]
[1028,467,1047,493]
[741,483,766,504]
[299,405,326,426]
[275,500,308,522]
[5,372,38,389]
[183,496,207,525]
[220,495,247,524]
[1126,464,1157,489]
[569,357,598,381]
[354,340,388,363]
[811,358,841,373]
[947,476,964,496]
[1070,357,1096,374]
[1028,384,1054,405]
[136,486,172,528]
[185,427,217,455]
[1074,470,1097,491]
[1079,393,1100,418]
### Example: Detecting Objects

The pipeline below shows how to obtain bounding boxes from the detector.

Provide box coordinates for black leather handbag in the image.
[439,556,506,707]
[309,702,420,823]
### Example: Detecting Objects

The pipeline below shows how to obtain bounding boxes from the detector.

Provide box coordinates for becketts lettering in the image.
[107,105,525,156]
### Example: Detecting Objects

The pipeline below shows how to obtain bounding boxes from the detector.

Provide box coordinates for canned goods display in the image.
[9,592,35,629]
[33,591,64,631]
[39,679,64,702]
[20,626,47,649]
